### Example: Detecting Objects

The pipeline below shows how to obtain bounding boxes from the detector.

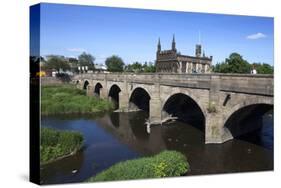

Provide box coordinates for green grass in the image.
[41,85,113,115]
[87,151,189,182]
[40,127,83,164]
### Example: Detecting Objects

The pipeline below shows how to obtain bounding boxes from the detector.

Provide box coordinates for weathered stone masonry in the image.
[74,73,273,144]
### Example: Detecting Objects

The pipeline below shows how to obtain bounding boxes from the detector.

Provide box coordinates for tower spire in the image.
[157,37,161,52]
[172,34,176,51]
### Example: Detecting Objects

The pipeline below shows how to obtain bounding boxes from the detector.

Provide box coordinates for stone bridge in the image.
[73,73,273,144]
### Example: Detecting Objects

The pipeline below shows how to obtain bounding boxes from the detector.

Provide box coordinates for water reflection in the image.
[238,112,273,150]
[129,112,150,140]
[41,111,273,184]
[41,151,85,184]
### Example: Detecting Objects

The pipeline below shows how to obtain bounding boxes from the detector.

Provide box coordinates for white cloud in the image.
[246,32,267,40]
[67,48,86,53]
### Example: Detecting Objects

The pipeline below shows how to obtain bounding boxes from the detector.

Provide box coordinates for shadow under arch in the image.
[224,103,273,148]
[162,93,205,131]
[129,87,151,112]
[94,82,103,97]
[108,84,121,110]
[83,80,89,90]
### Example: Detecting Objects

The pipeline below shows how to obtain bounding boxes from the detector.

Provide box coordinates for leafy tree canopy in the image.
[43,56,70,72]
[105,55,125,72]
[212,53,273,74]
[142,62,156,73]
[125,61,143,72]
[124,61,156,73]
[225,53,251,73]
[78,52,95,70]
[253,63,274,74]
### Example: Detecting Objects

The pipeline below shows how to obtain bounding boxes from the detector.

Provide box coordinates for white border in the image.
[0,0,280,188]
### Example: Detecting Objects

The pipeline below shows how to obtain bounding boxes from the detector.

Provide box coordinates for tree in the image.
[226,53,251,73]
[212,62,231,73]
[143,62,156,73]
[105,55,125,72]
[131,62,143,72]
[78,52,95,70]
[124,61,156,73]
[212,53,251,73]
[125,61,143,72]
[253,63,274,74]
[43,56,70,72]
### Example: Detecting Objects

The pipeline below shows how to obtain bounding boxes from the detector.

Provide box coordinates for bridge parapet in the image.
[74,73,273,96]
[219,75,273,96]
[73,72,273,144]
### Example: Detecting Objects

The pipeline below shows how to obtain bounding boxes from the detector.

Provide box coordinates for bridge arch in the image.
[162,89,208,116]
[223,99,273,139]
[162,92,205,131]
[129,87,151,112]
[94,82,103,97]
[83,80,90,90]
[108,84,121,110]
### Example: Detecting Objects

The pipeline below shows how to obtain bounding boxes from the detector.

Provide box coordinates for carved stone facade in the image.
[156,35,213,73]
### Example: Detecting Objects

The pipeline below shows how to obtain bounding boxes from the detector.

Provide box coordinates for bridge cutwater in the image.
[72,73,273,144]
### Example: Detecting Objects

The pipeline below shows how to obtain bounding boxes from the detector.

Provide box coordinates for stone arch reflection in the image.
[129,111,150,140]
[109,112,120,128]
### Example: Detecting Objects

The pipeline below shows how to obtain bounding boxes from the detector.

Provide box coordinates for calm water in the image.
[41,111,273,184]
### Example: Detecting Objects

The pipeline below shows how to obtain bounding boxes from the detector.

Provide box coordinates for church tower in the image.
[195,44,202,57]
[155,35,212,73]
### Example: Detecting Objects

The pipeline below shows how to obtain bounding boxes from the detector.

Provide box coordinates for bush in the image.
[40,128,83,164]
[88,151,189,182]
[41,85,113,115]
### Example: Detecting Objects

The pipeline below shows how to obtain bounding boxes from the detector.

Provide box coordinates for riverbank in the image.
[87,151,189,182]
[41,111,273,184]
[41,85,113,115]
[40,127,84,165]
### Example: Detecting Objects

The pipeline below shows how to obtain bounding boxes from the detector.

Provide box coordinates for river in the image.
[40,111,273,184]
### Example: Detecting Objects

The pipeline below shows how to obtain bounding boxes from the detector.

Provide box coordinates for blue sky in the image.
[38,3,274,65]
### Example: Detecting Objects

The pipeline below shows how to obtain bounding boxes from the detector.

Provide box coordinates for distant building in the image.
[94,63,108,73]
[67,57,79,73]
[67,57,79,64]
[155,35,212,73]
